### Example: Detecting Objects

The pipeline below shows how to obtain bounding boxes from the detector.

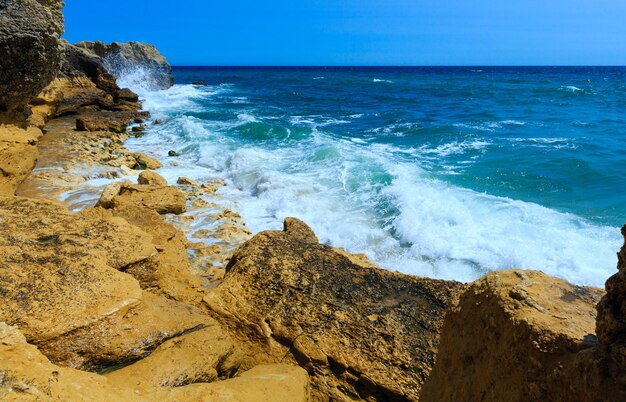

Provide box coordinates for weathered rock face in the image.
[0,125,42,195]
[111,205,206,305]
[0,0,64,113]
[594,225,626,396]
[1,323,309,401]
[204,218,461,401]
[420,269,604,401]
[76,41,174,90]
[0,196,242,378]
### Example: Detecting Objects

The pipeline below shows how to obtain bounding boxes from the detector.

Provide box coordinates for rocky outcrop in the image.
[0,195,245,382]
[204,218,461,401]
[421,257,626,402]
[593,225,626,397]
[420,269,604,401]
[0,0,64,114]
[76,41,174,90]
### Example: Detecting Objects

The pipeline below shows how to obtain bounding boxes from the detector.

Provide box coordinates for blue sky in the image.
[64,0,626,66]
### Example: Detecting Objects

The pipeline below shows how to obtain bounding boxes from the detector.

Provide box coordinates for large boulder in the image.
[76,41,174,90]
[420,269,604,401]
[204,218,461,401]
[0,0,64,113]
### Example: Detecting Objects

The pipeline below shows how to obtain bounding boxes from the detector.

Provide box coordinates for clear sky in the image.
[63,0,626,66]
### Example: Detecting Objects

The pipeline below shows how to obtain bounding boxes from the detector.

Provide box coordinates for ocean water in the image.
[120,66,626,287]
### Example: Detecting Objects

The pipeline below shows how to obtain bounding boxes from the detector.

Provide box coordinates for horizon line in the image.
[171,64,626,68]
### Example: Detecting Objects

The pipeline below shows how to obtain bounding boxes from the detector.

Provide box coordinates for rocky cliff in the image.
[76,41,175,90]
[0,0,64,115]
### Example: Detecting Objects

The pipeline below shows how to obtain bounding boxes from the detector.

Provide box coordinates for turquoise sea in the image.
[121,67,626,287]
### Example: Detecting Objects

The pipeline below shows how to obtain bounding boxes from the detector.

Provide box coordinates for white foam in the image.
[455,120,527,132]
[120,83,620,288]
[561,85,584,93]
[418,140,490,157]
[373,78,394,83]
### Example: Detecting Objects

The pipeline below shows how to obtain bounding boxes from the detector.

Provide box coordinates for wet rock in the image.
[204,218,461,401]
[177,176,199,186]
[96,179,133,209]
[59,40,119,94]
[114,88,139,103]
[76,41,174,90]
[138,170,167,186]
[132,152,162,169]
[283,217,318,243]
[168,150,179,157]
[0,0,64,113]
[192,81,207,86]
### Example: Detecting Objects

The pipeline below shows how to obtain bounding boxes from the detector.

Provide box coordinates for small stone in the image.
[168,150,179,157]
[138,171,168,186]
[177,177,199,187]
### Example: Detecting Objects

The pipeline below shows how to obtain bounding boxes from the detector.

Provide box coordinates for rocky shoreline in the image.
[1,1,625,401]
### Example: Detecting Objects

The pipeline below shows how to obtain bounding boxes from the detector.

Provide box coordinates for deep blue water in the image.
[124,66,626,286]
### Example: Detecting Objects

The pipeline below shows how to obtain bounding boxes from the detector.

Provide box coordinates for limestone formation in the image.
[204,218,461,401]
[0,125,42,195]
[76,41,175,90]
[111,205,206,304]
[0,323,309,401]
[0,0,64,113]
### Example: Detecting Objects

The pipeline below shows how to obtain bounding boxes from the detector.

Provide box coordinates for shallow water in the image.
[121,66,626,287]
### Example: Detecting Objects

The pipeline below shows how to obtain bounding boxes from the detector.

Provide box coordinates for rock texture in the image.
[99,181,187,214]
[76,41,174,90]
[0,125,42,195]
[592,225,626,399]
[420,261,626,402]
[0,0,64,113]
[0,323,309,401]
[204,218,461,401]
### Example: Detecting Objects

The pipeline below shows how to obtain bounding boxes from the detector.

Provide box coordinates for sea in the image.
[116,66,626,287]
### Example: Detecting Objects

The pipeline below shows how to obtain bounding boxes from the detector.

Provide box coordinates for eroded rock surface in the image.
[0,0,64,113]
[0,323,308,401]
[204,218,461,401]
[421,269,604,401]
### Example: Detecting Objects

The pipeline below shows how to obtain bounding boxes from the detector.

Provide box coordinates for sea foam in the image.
[118,75,621,288]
